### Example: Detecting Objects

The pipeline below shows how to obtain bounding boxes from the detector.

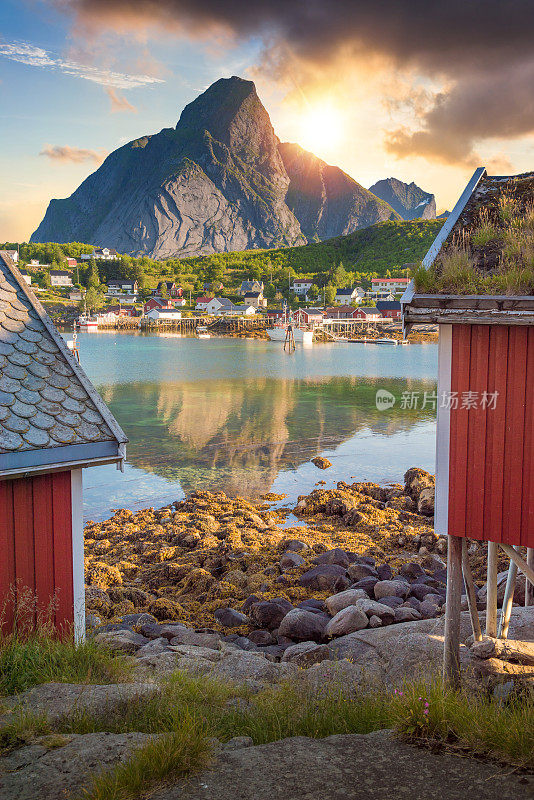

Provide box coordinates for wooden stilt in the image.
[497,547,518,640]
[526,549,534,607]
[499,543,534,587]
[485,541,499,638]
[461,539,482,642]
[443,534,463,687]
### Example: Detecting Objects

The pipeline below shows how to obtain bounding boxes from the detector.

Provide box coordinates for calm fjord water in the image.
[70,332,438,521]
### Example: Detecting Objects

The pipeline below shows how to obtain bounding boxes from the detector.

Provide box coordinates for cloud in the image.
[58,0,534,166]
[106,87,138,113]
[39,144,108,164]
[0,40,164,89]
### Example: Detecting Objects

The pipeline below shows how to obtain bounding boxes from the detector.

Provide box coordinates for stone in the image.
[248,630,275,646]
[368,615,382,628]
[282,539,309,553]
[374,580,410,600]
[479,571,526,607]
[399,562,425,580]
[120,613,158,627]
[311,456,331,469]
[94,629,148,653]
[169,630,221,650]
[84,586,111,615]
[420,554,446,573]
[352,598,395,625]
[281,642,332,667]
[223,736,254,751]
[214,608,250,627]
[278,609,329,642]
[394,607,422,623]
[280,552,306,570]
[313,548,350,568]
[297,599,327,613]
[351,577,378,595]
[347,563,378,582]
[85,613,101,629]
[158,623,189,639]
[148,597,183,620]
[250,600,292,631]
[325,606,369,637]
[404,467,435,501]
[376,564,393,581]
[299,565,350,592]
[419,600,440,619]
[135,637,169,657]
[325,588,369,616]
[242,594,261,613]
[417,486,435,515]
[376,596,404,609]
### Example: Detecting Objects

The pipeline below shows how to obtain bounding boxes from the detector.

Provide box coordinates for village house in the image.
[195,295,214,312]
[5,250,18,263]
[144,297,173,314]
[376,300,402,319]
[28,259,49,268]
[66,257,78,269]
[292,279,314,297]
[264,309,286,323]
[243,290,267,308]
[18,269,31,285]
[239,279,264,296]
[324,305,358,319]
[0,250,127,640]
[335,286,364,305]
[81,247,119,261]
[106,304,136,317]
[49,270,73,287]
[352,306,381,321]
[107,279,139,295]
[371,277,409,295]
[206,297,224,314]
[153,281,183,298]
[145,307,182,321]
[294,308,324,325]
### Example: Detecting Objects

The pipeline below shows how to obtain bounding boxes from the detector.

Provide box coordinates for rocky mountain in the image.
[31,77,400,258]
[369,177,436,221]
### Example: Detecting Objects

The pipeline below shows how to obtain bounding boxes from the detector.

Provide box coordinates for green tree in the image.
[87,259,100,289]
[307,284,319,300]
[324,283,336,305]
[159,282,169,299]
[84,287,105,312]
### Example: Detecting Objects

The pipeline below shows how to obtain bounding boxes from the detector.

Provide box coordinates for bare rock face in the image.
[31,77,399,257]
[369,177,437,220]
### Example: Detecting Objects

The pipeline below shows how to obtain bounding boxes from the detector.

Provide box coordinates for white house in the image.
[239,280,263,296]
[233,304,256,316]
[335,286,363,304]
[293,279,314,297]
[195,295,214,311]
[243,291,267,308]
[5,250,18,263]
[145,308,182,321]
[371,277,410,295]
[206,297,224,314]
[107,279,138,295]
[29,259,49,268]
[49,270,73,287]
[81,248,119,261]
[19,269,31,285]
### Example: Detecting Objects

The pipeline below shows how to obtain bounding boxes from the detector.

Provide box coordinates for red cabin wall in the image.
[445,324,534,548]
[0,471,74,633]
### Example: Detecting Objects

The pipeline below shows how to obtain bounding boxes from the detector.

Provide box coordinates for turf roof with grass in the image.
[413,171,534,296]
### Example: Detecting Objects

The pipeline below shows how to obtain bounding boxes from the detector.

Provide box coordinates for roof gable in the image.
[0,251,126,472]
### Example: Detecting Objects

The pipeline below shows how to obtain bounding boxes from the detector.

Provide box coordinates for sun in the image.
[298,104,344,154]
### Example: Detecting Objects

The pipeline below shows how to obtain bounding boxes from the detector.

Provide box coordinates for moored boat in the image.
[78,315,98,331]
[266,325,313,344]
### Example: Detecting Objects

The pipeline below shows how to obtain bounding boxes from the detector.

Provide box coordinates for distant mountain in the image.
[32,77,400,258]
[437,210,450,220]
[369,177,436,221]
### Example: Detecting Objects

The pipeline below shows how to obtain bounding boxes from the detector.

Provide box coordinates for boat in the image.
[266,324,313,345]
[197,326,211,339]
[77,315,98,331]
[374,338,398,345]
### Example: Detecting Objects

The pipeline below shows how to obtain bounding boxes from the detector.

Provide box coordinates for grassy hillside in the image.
[181,219,443,278]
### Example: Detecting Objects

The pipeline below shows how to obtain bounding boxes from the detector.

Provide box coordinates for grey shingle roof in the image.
[0,251,127,465]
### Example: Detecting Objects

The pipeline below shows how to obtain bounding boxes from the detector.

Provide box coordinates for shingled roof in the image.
[0,251,127,476]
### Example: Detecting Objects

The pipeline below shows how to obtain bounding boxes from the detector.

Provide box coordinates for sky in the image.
[1,0,533,242]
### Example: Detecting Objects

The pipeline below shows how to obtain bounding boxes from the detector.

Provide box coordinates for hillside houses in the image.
[335,286,364,305]
[49,270,73,287]
[108,279,139,295]
[371,277,409,295]
[81,247,119,261]
[239,279,263,295]
[293,279,314,297]
[243,290,267,308]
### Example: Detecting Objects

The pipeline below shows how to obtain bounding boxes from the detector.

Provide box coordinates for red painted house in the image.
[294,308,324,325]
[402,169,534,680]
[0,251,127,640]
[144,297,173,314]
[324,305,358,320]
[352,306,380,321]
[376,300,402,319]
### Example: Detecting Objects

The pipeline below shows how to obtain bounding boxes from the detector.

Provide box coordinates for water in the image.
[68,332,439,520]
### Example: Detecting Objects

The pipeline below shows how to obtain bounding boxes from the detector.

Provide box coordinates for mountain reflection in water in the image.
[101,375,436,499]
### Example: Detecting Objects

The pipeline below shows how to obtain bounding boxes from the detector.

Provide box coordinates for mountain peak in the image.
[369,177,436,221]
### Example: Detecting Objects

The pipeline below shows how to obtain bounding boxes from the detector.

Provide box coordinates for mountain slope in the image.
[369,178,436,221]
[31,77,399,258]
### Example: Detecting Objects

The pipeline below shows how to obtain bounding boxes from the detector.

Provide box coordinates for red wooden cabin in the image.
[0,251,127,641]
[402,169,534,682]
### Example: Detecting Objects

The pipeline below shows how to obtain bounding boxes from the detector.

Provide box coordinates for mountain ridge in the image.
[31,77,400,258]
[369,177,436,221]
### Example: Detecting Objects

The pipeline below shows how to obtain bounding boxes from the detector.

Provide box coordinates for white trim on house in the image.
[71,468,85,644]
[435,324,452,536]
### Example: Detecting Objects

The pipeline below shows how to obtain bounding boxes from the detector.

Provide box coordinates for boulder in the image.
[377,596,404,609]
[313,548,350,568]
[325,589,368,616]
[297,599,327,613]
[399,562,425,581]
[418,486,435,516]
[404,467,435,501]
[353,598,395,625]
[347,563,378,582]
[376,564,393,581]
[281,642,332,667]
[282,539,309,553]
[280,552,306,570]
[419,600,440,619]
[250,600,291,631]
[374,580,410,600]
[311,456,332,469]
[248,630,275,646]
[214,608,250,627]
[278,609,329,642]
[479,570,526,607]
[394,607,422,623]
[325,606,368,637]
[169,630,221,650]
[94,629,148,653]
[120,613,158,627]
[135,637,169,657]
[351,577,378,595]
[299,565,350,592]
[368,615,382,628]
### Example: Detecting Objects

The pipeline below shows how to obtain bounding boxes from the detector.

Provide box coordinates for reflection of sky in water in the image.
[69,332,438,521]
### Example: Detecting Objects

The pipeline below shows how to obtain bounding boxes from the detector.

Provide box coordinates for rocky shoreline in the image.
[84,468,512,665]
